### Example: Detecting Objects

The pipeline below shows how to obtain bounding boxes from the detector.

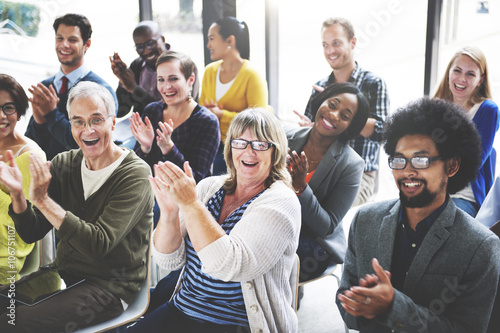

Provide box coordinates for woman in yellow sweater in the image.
[0,74,45,284]
[200,16,269,174]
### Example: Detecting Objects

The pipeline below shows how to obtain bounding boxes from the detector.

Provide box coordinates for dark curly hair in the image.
[384,97,481,194]
[310,82,370,143]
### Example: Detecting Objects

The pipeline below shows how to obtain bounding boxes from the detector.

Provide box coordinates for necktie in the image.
[60,76,69,95]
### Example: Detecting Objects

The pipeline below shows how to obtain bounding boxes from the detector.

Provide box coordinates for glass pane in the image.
[437,0,500,171]
[237,0,267,81]
[277,0,428,120]
[0,0,140,131]
[152,0,204,79]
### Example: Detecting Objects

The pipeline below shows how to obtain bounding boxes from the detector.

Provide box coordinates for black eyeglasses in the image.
[135,37,160,53]
[388,156,443,170]
[0,103,17,115]
[230,139,274,151]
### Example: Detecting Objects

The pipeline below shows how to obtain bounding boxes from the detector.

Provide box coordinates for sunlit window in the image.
[0,0,139,131]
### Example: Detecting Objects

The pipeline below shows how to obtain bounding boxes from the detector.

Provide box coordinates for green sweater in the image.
[10,149,153,303]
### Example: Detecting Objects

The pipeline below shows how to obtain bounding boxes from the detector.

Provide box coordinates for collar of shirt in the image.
[391,196,449,290]
[54,63,90,94]
[327,61,360,85]
[398,195,449,237]
[350,61,361,83]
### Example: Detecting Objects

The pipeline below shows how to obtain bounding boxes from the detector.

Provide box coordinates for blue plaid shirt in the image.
[304,63,389,172]
[134,102,220,183]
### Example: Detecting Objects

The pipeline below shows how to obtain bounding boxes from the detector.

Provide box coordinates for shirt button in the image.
[254,330,263,333]
[250,305,258,313]
[406,271,408,276]
[244,282,253,289]
[412,243,416,248]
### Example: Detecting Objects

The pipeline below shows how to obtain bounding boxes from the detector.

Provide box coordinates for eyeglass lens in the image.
[389,157,431,169]
[231,139,272,151]
[1,103,16,115]
[136,39,157,52]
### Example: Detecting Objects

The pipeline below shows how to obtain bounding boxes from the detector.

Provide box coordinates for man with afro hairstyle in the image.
[336,97,500,332]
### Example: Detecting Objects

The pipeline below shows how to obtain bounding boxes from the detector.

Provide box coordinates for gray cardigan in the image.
[287,127,364,264]
[337,199,500,332]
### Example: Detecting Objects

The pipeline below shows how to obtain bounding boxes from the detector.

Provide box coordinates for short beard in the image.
[399,185,437,208]
[398,176,446,208]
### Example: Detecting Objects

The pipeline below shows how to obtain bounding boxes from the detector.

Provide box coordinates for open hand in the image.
[149,165,180,218]
[156,119,175,155]
[28,153,52,208]
[130,112,155,154]
[110,52,136,92]
[287,149,308,193]
[154,161,197,207]
[293,110,313,127]
[28,83,59,123]
[0,150,23,195]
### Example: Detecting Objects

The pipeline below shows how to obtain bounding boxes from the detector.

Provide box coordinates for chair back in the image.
[75,226,152,333]
[20,241,40,277]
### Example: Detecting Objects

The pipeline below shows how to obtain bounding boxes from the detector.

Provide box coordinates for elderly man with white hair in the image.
[0,81,153,332]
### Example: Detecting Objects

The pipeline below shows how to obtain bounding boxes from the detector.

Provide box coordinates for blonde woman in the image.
[434,46,499,216]
[128,109,300,333]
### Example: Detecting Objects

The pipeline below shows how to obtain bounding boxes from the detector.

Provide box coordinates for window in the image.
[0,0,140,131]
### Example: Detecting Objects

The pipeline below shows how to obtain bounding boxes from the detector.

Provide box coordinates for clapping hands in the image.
[130,112,175,155]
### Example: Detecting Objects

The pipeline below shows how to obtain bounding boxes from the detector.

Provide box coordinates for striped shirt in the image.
[304,62,389,172]
[173,187,263,326]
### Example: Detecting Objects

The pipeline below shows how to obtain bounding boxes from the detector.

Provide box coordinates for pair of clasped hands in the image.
[337,258,395,319]
[129,112,175,156]
[149,160,197,219]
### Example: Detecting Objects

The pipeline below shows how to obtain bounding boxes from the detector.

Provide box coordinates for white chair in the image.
[76,228,152,333]
[298,261,349,333]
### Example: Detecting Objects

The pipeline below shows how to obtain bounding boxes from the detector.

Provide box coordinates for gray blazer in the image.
[287,127,364,263]
[337,199,500,332]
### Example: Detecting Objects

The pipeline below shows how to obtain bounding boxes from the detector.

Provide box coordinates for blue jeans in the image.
[146,269,182,315]
[124,301,249,333]
[452,198,478,217]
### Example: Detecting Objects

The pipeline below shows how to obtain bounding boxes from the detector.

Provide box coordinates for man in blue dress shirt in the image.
[26,13,117,160]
